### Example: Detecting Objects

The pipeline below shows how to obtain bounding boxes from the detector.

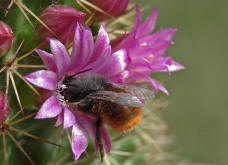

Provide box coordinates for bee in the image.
[57,68,155,162]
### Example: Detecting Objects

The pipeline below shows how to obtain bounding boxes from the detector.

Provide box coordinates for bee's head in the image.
[57,68,92,95]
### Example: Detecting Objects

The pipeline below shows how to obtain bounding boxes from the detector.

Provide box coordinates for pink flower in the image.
[39,5,85,45]
[89,0,130,21]
[0,21,14,57]
[0,90,10,124]
[111,5,185,95]
[24,23,129,160]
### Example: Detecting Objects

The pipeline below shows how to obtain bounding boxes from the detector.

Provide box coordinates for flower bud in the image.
[39,5,86,45]
[0,91,10,124]
[89,0,130,21]
[0,21,14,57]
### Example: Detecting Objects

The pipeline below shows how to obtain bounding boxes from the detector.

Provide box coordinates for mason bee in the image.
[57,68,155,162]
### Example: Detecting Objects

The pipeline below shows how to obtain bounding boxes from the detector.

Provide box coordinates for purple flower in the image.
[39,5,85,45]
[0,90,10,124]
[89,0,130,21]
[0,21,14,57]
[111,5,185,95]
[24,23,129,160]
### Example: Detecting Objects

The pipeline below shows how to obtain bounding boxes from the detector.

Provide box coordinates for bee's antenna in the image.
[70,68,92,78]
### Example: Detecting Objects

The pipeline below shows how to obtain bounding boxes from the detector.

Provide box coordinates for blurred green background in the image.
[137,0,228,164]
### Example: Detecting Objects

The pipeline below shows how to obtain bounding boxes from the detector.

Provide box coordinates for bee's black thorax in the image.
[57,75,107,110]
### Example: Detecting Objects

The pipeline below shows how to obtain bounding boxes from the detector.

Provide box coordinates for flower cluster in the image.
[24,3,184,161]
[111,5,184,94]
[0,0,184,162]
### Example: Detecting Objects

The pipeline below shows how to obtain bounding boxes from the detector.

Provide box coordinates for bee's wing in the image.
[86,91,144,107]
[109,83,155,99]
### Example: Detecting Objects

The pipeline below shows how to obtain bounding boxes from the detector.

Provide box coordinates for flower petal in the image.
[72,124,89,160]
[127,58,152,73]
[167,60,185,72]
[48,38,71,78]
[125,72,169,94]
[156,28,177,41]
[132,4,142,34]
[63,107,76,129]
[109,70,130,83]
[134,6,158,38]
[74,111,98,152]
[142,76,169,95]
[24,70,57,90]
[89,24,110,63]
[156,83,169,95]
[96,49,129,77]
[35,49,57,72]
[99,125,111,152]
[140,8,158,36]
[35,95,62,119]
[70,24,94,71]
[39,5,85,45]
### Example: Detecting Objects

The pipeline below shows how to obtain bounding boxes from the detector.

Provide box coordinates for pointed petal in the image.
[35,95,62,119]
[142,75,169,95]
[89,24,110,63]
[24,70,57,90]
[87,46,111,74]
[139,8,158,36]
[70,24,94,71]
[48,38,71,78]
[63,107,76,129]
[109,70,130,83]
[35,49,57,72]
[99,125,111,152]
[157,28,177,41]
[167,60,185,72]
[96,49,129,77]
[126,72,169,94]
[128,58,152,73]
[74,111,98,152]
[132,4,142,34]
[156,83,169,95]
[72,124,89,160]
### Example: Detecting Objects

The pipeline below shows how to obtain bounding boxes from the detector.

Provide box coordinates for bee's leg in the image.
[96,117,104,163]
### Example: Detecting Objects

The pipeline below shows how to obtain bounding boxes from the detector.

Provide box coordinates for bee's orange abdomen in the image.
[98,102,142,133]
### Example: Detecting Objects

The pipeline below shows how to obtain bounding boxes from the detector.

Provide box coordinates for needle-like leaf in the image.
[9,126,61,147]
[9,112,36,125]
[6,130,36,165]
[13,70,40,96]
[9,72,24,114]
